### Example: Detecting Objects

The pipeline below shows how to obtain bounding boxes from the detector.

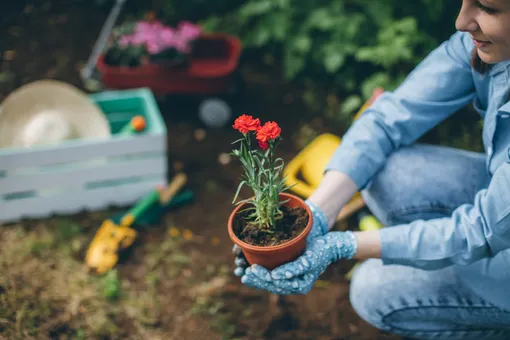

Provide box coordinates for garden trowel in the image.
[85,173,189,274]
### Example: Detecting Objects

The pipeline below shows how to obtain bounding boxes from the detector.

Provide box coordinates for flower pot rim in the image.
[227,192,313,252]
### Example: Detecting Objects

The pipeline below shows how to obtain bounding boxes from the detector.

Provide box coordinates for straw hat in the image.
[0,79,111,148]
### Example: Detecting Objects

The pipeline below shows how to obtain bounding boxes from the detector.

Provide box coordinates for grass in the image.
[0,219,232,339]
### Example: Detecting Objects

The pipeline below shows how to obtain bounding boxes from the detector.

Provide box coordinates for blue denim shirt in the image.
[326,31,510,309]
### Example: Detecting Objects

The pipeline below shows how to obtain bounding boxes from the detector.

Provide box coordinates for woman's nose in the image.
[456,2,480,32]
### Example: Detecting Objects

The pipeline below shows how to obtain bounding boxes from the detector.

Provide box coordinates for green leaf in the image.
[307,8,335,30]
[239,1,273,17]
[250,25,271,46]
[266,12,291,41]
[283,49,305,79]
[102,269,120,301]
[360,72,395,98]
[341,95,362,115]
[274,0,291,9]
[232,180,247,203]
[291,35,312,54]
[199,16,221,32]
[324,48,345,73]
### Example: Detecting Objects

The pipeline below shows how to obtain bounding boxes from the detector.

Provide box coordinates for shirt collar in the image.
[488,60,510,77]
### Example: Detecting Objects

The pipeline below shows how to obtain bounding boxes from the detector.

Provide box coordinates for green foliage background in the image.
[98,0,461,113]
[95,0,482,151]
[198,1,461,112]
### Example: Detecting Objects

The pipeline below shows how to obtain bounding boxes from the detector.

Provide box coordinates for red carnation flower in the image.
[233,114,261,134]
[258,140,269,150]
[256,121,281,143]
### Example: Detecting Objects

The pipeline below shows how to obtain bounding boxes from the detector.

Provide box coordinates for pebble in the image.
[218,153,231,165]
[173,161,184,172]
[3,50,16,61]
[194,128,206,141]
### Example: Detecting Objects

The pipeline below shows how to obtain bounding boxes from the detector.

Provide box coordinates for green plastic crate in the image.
[0,88,167,224]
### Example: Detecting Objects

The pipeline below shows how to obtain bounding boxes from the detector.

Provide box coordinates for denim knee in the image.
[349,259,391,331]
[361,147,418,226]
[360,145,470,226]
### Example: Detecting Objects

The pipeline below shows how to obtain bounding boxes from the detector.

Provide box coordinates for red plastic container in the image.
[96,33,242,96]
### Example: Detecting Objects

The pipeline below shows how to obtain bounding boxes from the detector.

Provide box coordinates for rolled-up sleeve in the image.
[380,162,510,269]
[325,31,475,189]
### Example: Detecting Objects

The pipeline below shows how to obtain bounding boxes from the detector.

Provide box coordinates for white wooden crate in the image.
[0,88,167,224]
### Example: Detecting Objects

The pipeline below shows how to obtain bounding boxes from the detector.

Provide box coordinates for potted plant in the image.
[95,19,242,96]
[103,20,202,68]
[227,114,313,270]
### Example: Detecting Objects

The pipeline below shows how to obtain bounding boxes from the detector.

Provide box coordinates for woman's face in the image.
[456,0,510,63]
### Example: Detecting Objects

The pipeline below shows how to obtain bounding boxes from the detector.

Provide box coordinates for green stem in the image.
[269,143,275,227]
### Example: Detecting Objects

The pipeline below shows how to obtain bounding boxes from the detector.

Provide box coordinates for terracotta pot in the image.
[228,193,313,270]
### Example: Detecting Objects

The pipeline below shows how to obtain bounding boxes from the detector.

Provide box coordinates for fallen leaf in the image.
[168,227,180,238]
[182,229,193,240]
[190,276,228,298]
[173,161,184,172]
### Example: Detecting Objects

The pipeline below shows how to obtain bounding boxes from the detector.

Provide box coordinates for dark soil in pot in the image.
[233,205,309,247]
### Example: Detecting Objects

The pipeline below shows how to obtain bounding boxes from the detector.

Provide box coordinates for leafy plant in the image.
[102,269,121,300]
[200,0,459,114]
[231,114,292,231]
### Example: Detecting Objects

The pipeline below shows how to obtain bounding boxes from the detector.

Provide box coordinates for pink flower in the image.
[160,27,176,45]
[173,37,191,53]
[135,21,164,35]
[116,20,200,55]
[118,35,131,48]
[129,32,148,45]
[177,21,201,40]
[146,40,164,54]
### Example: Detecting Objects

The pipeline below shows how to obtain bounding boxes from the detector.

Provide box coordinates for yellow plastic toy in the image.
[85,173,187,274]
[284,88,384,221]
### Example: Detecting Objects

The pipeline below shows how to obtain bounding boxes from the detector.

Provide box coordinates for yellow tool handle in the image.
[335,195,366,222]
[159,173,188,204]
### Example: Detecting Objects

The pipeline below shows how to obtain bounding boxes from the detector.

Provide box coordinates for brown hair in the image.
[471,49,489,73]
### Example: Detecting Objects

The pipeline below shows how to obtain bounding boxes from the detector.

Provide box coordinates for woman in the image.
[233,0,510,338]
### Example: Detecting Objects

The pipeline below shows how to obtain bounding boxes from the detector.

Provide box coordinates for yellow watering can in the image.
[284,88,384,222]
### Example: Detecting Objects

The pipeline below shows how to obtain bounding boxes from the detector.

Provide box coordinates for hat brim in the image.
[0,79,111,148]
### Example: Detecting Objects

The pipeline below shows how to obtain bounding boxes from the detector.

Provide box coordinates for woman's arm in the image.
[324,31,475,191]
[378,161,510,269]
[307,170,358,229]
[310,32,494,267]
[353,230,382,260]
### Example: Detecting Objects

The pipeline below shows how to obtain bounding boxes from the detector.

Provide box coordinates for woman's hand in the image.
[239,231,357,294]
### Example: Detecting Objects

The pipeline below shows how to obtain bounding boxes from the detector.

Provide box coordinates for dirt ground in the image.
[0,2,405,339]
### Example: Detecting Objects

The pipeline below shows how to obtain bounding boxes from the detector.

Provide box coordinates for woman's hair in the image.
[471,49,489,73]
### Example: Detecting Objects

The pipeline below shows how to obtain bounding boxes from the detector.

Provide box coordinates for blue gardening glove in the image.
[241,231,357,295]
[232,200,329,277]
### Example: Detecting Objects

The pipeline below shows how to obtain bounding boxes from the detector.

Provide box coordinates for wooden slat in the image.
[0,134,165,171]
[0,179,166,224]
[0,156,166,194]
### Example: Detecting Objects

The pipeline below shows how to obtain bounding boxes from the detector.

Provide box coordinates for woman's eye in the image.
[476,1,498,14]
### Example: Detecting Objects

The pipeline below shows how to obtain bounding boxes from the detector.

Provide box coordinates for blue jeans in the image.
[349,144,510,339]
